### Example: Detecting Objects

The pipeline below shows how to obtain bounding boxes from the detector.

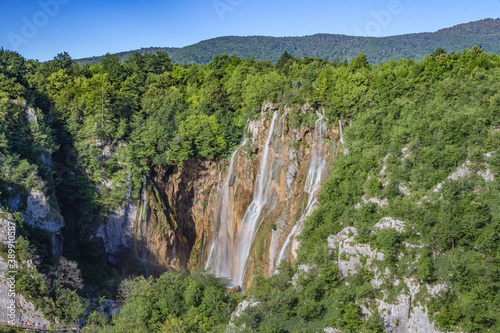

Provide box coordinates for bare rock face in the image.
[146,159,222,275]
[373,217,406,233]
[0,208,13,245]
[96,201,137,268]
[23,189,65,260]
[372,279,445,333]
[227,299,260,332]
[0,212,50,327]
[247,118,263,144]
[423,152,496,202]
[328,227,384,277]
[328,227,445,333]
[323,328,342,333]
[0,258,49,326]
[24,190,64,233]
[355,195,389,209]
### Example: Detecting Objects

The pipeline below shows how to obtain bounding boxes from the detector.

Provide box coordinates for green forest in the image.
[76,19,500,66]
[0,42,499,333]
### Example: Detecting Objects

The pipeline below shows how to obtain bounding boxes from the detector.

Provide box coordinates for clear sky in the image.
[0,0,498,61]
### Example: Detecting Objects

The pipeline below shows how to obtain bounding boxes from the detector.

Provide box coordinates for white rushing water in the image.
[339,120,345,144]
[232,111,279,286]
[205,136,248,278]
[137,175,147,239]
[275,109,328,271]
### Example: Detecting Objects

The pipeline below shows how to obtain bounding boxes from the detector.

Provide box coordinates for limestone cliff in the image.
[95,103,338,286]
[0,209,50,327]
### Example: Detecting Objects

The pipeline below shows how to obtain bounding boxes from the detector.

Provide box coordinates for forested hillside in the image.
[0,43,499,332]
[75,19,500,65]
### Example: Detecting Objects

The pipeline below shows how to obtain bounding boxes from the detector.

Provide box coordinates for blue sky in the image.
[0,0,498,61]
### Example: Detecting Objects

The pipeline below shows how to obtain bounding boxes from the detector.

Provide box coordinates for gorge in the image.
[0,46,498,332]
[94,103,336,289]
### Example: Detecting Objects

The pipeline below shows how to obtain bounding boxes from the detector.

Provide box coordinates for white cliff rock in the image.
[369,278,445,333]
[96,201,138,265]
[0,212,50,327]
[247,119,263,144]
[23,190,64,259]
[291,264,318,287]
[324,328,342,333]
[23,190,64,234]
[356,195,389,209]
[374,217,406,233]
[328,227,384,277]
[227,300,260,333]
[421,153,496,203]
[398,183,411,197]
[0,258,50,326]
[328,228,445,333]
[0,208,13,245]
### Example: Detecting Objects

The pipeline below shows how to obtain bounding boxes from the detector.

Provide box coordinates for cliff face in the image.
[205,105,335,288]
[0,209,51,327]
[95,103,337,286]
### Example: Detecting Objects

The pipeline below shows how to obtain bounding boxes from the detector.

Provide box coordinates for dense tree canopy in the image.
[0,44,499,332]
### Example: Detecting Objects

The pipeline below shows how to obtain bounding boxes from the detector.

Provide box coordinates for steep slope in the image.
[94,103,336,288]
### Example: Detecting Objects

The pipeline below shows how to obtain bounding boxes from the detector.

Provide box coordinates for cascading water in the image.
[279,106,286,136]
[136,175,149,276]
[339,120,345,144]
[339,119,349,154]
[137,175,147,239]
[205,136,248,279]
[275,108,329,271]
[232,111,279,286]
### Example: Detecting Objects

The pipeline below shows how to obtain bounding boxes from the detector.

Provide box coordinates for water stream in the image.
[205,135,249,280]
[232,111,279,286]
[274,109,328,271]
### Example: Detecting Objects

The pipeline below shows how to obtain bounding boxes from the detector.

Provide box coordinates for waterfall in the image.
[279,106,286,136]
[137,175,147,239]
[275,109,328,271]
[201,229,206,264]
[232,111,279,287]
[205,135,248,278]
[339,120,345,144]
[275,223,298,270]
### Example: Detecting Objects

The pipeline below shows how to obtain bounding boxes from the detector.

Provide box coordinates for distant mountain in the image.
[76,19,500,65]
[76,47,180,66]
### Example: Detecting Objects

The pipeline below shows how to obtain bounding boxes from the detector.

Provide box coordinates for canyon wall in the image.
[95,103,338,287]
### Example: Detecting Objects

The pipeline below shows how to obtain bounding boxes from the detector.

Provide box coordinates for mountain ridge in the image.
[75,18,500,65]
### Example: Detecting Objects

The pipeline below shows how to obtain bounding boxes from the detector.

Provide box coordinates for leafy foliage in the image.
[1,32,499,333]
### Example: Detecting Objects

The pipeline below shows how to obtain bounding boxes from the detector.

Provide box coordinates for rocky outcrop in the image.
[369,278,445,333]
[95,200,137,269]
[227,300,260,332]
[145,159,222,275]
[0,258,50,327]
[420,152,496,203]
[0,211,50,327]
[0,209,13,245]
[328,227,384,277]
[23,189,64,260]
[373,217,406,233]
[328,227,445,333]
